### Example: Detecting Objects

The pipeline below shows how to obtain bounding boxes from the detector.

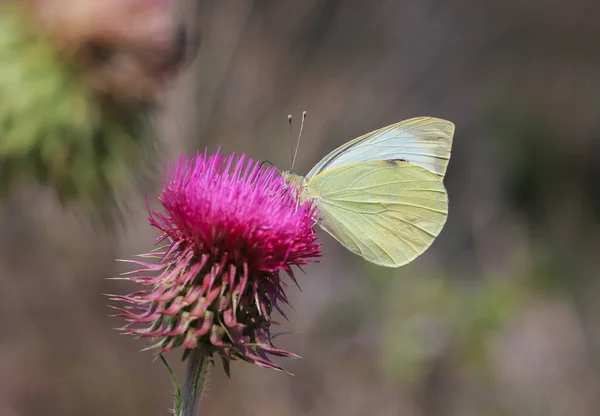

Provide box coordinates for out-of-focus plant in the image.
[378,269,530,386]
[0,0,188,219]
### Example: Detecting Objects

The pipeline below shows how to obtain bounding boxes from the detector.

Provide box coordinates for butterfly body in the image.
[285,117,454,268]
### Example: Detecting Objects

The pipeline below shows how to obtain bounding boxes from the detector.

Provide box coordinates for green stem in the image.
[179,349,209,416]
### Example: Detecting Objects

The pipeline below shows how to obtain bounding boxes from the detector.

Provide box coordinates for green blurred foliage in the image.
[0,4,154,221]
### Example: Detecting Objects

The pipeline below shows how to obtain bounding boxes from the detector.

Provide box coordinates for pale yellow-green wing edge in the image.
[306,117,455,181]
[306,160,448,267]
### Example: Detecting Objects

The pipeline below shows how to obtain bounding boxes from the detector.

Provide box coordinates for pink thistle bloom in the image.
[113,150,321,373]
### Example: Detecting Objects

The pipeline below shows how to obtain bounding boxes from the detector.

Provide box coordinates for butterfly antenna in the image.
[288,114,293,169]
[291,111,307,171]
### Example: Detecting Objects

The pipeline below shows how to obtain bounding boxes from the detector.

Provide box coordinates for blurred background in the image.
[2,0,600,415]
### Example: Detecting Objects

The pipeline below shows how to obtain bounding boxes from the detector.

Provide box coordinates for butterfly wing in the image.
[305,160,448,267]
[306,117,454,180]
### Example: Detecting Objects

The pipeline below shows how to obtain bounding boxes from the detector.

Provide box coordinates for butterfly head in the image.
[282,171,311,205]
[282,171,304,187]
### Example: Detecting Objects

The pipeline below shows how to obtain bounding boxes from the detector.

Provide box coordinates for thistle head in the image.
[114,150,321,373]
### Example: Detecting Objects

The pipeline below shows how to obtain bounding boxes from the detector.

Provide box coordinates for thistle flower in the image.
[0,0,187,218]
[114,151,321,373]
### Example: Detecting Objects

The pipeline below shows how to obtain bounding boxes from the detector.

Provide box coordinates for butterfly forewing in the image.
[305,117,454,181]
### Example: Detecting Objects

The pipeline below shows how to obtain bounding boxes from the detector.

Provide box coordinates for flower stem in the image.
[179,349,209,416]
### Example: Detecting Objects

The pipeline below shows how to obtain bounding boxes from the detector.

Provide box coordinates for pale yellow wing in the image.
[306,160,448,267]
[306,117,454,180]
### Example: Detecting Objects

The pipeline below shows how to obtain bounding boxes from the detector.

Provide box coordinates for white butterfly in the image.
[284,117,454,267]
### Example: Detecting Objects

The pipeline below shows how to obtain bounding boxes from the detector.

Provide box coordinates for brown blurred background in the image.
[2,0,600,415]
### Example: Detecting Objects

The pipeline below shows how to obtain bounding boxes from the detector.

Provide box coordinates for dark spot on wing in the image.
[384,158,408,165]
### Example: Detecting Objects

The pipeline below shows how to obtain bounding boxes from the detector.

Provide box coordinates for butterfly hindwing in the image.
[305,160,448,267]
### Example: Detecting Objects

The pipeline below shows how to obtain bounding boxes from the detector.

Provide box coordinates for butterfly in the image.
[283,117,454,268]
